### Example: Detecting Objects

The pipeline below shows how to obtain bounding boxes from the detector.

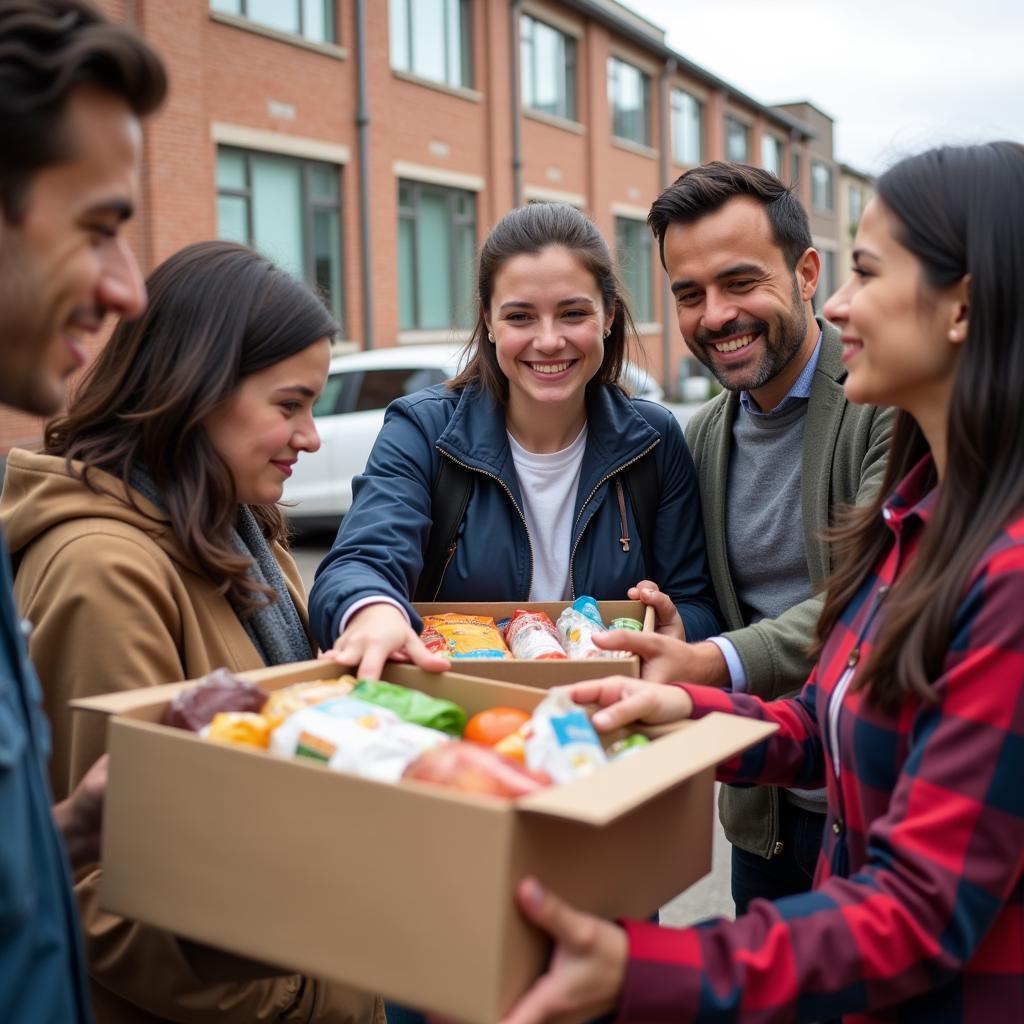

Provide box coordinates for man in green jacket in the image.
[599,162,892,913]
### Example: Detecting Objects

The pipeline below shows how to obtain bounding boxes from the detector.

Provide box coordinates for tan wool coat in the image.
[0,448,381,1024]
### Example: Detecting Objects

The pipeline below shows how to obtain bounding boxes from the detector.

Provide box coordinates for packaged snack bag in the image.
[556,606,630,660]
[204,711,273,749]
[420,624,448,655]
[351,679,467,737]
[270,698,446,783]
[504,609,568,660]
[162,668,268,732]
[610,616,643,632]
[403,741,551,799]
[608,733,651,759]
[421,613,512,659]
[261,678,356,729]
[525,689,607,783]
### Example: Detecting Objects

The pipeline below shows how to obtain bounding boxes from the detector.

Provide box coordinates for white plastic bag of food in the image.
[524,688,607,783]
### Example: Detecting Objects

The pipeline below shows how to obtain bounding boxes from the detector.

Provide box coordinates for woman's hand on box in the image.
[52,754,108,870]
[498,877,627,1024]
[320,603,450,681]
[592,629,730,688]
[564,677,694,731]
[626,580,685,640]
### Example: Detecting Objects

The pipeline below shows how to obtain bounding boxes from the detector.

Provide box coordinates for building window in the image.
[520,13,576,121]
[812,161,834,212]
[670,88,702,165]
[791,149,801,188]
[848,184,864,225]
[389,0,472,89]
[211,0,335,44]
[608,57,650,147]
[398,180,476,331]
[761,134,782,177]
[216,147,343,324]
[724,116,749,162]
[815,248,836,308]
[615,217,653,323]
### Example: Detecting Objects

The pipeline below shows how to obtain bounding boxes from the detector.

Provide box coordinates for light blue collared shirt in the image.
[709,334,822,690]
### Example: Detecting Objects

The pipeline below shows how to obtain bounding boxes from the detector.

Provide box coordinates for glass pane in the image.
[616,218,651,322]
[761,135,781,176]
[398,215,417,329]
[533,20,562,117]
[416,189,453,329]
[672,90,701,165]
[389,0,410,70]
[217,194,249,244]
[520,16,535,108]
[216,149,246,190]
[312,207,342,322]
[725,118,748,162]
[356,368,438,411]
[411,0,446,83]
[453,214,476,328]
[247,0,299,34]
[309,163,338,203]
[250,154,304,279]
[610,58,647,145]
[302,0,332,42]
[312,372,348,417]
[211,0,242,14]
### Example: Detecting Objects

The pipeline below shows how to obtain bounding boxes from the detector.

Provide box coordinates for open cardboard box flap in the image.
[518,712,776,825]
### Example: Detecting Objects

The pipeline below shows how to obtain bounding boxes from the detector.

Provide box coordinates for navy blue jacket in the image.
[0,533,92,1022]
[310,382,720,647]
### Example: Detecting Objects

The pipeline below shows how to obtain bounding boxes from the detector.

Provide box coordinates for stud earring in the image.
[948,329,959,341]
[488,331,495,343]
[603,328,611,338]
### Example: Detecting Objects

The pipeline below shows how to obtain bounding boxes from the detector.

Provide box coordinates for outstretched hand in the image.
[320,602,450,680]
[626,580,686,640]
[562,676,694,732]
[498,878,628,1024]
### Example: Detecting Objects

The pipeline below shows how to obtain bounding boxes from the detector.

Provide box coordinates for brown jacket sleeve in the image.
[19,527,379,1024]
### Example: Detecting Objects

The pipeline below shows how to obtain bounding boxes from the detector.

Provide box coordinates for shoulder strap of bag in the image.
[625,451,658,580]
[414,454,473,602]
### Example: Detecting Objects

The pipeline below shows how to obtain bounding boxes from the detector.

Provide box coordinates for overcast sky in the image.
[625,0,1024,174]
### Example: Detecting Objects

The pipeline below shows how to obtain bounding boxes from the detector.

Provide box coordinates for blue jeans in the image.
[731,797,825,915]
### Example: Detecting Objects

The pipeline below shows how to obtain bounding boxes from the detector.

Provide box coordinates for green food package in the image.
[608,733,651,759]
[351,679,467,737]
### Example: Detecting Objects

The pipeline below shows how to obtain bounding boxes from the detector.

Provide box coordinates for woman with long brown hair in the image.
[499,142,1024,1024]
[0,240,378,1024]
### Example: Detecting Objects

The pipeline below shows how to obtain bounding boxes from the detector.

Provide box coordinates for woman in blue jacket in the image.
[310,203,719,677]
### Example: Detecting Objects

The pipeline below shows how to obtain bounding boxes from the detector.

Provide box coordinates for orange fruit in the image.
[464,706,531,747]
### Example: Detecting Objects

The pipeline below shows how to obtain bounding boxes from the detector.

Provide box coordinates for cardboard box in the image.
[415,599,655,686]
[75,661,774,1024]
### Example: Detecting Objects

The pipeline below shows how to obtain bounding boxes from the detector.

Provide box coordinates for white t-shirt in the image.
[508,424,588,601]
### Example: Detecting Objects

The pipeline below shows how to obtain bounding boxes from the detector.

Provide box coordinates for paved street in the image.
[292,532,734,927]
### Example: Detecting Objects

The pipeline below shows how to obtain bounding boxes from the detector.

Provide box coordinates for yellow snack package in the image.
[262,678,356,730]
[420,613,511,659]
[206,711,273,749]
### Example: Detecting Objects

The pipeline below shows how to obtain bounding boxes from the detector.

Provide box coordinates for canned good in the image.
[610,616,643,632]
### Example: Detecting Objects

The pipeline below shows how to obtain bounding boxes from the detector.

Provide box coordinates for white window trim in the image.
[392,68,482,104]
[525,185,586,207]
[523,108,585,135]
[209,10,347,59]
[393,161,484,192]
[212,122,350,164]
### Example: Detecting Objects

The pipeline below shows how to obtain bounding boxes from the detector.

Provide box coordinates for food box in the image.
[74,660,774,1024]
[414,599,655,686]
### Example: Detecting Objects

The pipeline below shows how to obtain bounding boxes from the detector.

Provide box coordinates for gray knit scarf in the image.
[129,469,313,666]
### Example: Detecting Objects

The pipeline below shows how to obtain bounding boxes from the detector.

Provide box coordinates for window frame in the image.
[390,0,473,90]
[608,56,651,147]
[761,133,782,177]
[211,0,337,45]
[811,160,835,213]
[724,115,750,163]
[397,178,477,332]
[670,87,703,166]
[520,12,577,122]
[615,216,654,324]
[215,146,345,328]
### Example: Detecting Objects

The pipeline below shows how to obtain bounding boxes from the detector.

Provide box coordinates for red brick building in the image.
[1,0,843,452]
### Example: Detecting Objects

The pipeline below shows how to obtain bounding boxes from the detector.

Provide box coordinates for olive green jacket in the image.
[685,319,894,858]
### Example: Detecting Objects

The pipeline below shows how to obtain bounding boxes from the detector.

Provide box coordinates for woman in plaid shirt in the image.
[501,141,1024,1024]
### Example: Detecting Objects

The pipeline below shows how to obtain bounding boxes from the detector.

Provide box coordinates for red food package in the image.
[420,624,447,655]
[402,741,551,799]
[162,668,268,732]
[504,609,568,660]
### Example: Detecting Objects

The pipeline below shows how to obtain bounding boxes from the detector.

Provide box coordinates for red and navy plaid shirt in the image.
[618,456,1024,1022]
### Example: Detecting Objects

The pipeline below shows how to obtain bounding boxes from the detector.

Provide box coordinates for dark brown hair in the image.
[448,203,637,402]
[44,241,338,607]
[0,0,167,222]
[813,142,1024,713]
[647,161,812,271]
